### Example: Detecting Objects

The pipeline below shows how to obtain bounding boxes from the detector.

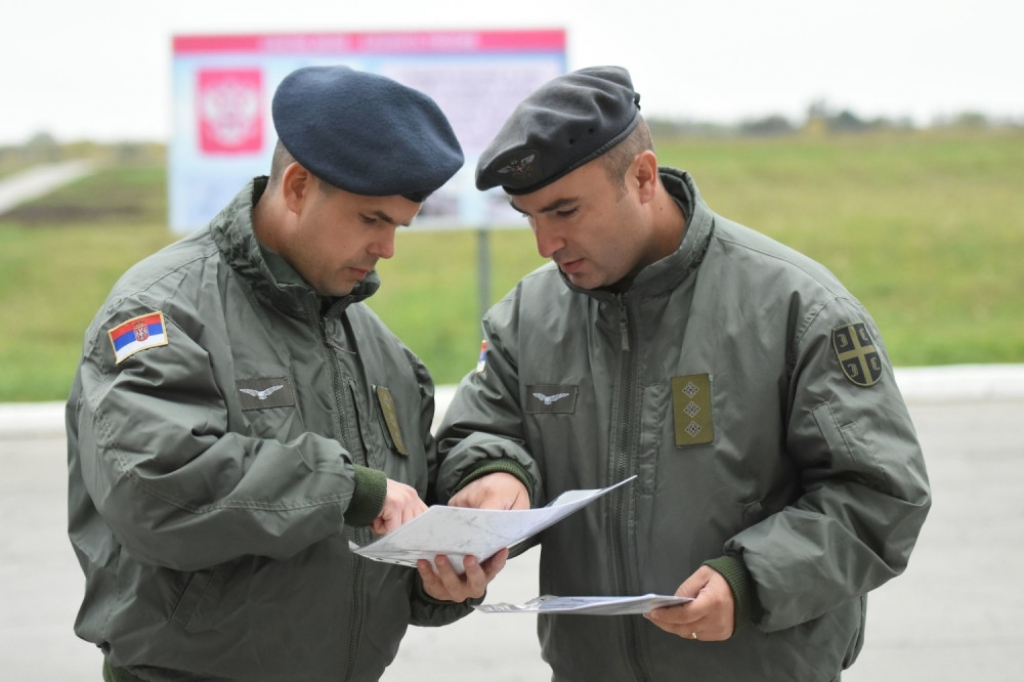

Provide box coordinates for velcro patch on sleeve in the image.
[107,312,169,364]
[832,322,883,387]
[475,340,488,374]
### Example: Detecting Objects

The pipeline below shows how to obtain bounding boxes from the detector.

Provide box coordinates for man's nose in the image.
[534,222,566,259]
[371,226,397,259]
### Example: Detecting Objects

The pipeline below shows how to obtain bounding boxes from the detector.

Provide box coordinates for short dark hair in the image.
[268,140,295,188]
[268,140,342,197]
[601,117,653,191]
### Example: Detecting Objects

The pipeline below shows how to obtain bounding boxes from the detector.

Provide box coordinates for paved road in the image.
[2,391,1022,680]
[0,160,95,214]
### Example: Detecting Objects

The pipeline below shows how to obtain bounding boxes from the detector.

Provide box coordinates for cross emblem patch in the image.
[832,322,883,387]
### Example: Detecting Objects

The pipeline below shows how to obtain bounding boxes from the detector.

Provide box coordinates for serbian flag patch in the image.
[475,340,488,373]
[107,312,169,364]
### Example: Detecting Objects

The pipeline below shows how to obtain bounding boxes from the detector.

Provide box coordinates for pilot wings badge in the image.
[236,377,295,410]
[526,385,578,414]
[240,385,283,401]
[496,150,539,185]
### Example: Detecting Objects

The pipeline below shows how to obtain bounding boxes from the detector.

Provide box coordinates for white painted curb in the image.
[891,363,1024,403]
[1,364,1021,440]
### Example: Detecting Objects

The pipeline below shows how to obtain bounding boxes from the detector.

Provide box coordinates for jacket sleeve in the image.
[409,575,480,626]
[72,303,381,573]
[725,297,932,631]
[435,297,542,505]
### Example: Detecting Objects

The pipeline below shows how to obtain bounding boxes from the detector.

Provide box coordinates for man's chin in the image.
[318,281,357,298]
[564,271,599,290]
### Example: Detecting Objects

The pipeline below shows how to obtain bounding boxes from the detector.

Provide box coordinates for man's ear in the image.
[281,162,312,215]
[633,150,659,204]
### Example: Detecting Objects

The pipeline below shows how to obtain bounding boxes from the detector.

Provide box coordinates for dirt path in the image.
[0,159,96,214]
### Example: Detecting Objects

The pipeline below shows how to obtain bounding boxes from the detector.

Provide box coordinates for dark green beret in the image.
[272,65,464,202]
[475,66,641,195]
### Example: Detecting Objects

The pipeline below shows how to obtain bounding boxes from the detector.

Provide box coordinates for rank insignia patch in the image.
[107,312,169,364]
[671,374,715,447]
[832,322,883,387]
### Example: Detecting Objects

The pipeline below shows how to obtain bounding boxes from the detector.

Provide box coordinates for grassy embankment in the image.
[1,129,1021,402]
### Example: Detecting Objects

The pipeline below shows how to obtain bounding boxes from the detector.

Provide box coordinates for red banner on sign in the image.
[174,29,566,55]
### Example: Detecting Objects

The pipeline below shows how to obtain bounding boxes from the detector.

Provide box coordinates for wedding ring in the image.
[691,632,698,640]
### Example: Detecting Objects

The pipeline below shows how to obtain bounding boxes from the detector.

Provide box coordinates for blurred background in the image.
[2,0,1024,399]
[1,1,1022,679]
[1,0,1022,400]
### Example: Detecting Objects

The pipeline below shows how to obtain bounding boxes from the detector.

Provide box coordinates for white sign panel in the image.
[170,30,566,233]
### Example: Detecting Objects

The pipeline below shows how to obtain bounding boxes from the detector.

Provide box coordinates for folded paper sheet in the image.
[474,594,693,615]
[353,476,636,573]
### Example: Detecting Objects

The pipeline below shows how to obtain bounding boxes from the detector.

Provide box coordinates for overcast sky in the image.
[2,0,1020,145]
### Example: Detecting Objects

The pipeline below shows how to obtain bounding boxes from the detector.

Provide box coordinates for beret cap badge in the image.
[496,150,540,186]
[476,65,640,195]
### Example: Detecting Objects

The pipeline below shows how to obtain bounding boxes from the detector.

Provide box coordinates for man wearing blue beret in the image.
[67,65,507,682]
[435,66,931,681]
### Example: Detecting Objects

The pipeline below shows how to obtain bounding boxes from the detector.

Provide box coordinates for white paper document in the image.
[474,594,693,616]
[352,476,636,573]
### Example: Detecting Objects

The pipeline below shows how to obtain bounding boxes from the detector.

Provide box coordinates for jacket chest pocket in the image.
[364,383,428,495]
[638,377,717,497]
[351,383,418,469]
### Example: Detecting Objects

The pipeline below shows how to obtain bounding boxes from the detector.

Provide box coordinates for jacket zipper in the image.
[619,304,630,352]
[345,533,367,682]
[614,296,649,681]
[320,311,365,682]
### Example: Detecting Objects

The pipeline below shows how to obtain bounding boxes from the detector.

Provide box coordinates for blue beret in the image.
[272,66,464,202]
[476,66,641,195]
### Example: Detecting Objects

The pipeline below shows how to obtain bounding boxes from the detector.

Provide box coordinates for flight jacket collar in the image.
[210,177,379,321]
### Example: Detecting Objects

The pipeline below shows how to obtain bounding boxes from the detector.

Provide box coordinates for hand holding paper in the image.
[352,476,635,573]
[448,472,530,510]
[416,550,510,603]
[644,564,736,640]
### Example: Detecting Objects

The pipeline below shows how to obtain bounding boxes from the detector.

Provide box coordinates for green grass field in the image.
[1,129,1021,402]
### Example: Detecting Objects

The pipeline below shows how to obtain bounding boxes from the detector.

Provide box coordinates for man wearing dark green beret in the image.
[435,66,931,681]
[67,65,509,682]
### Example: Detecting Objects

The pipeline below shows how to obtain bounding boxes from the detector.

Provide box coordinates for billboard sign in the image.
[170,29,566,233]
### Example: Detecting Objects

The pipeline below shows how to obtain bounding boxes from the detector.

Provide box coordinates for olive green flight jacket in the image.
[67,179,469,682]
[436,169,931,681]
